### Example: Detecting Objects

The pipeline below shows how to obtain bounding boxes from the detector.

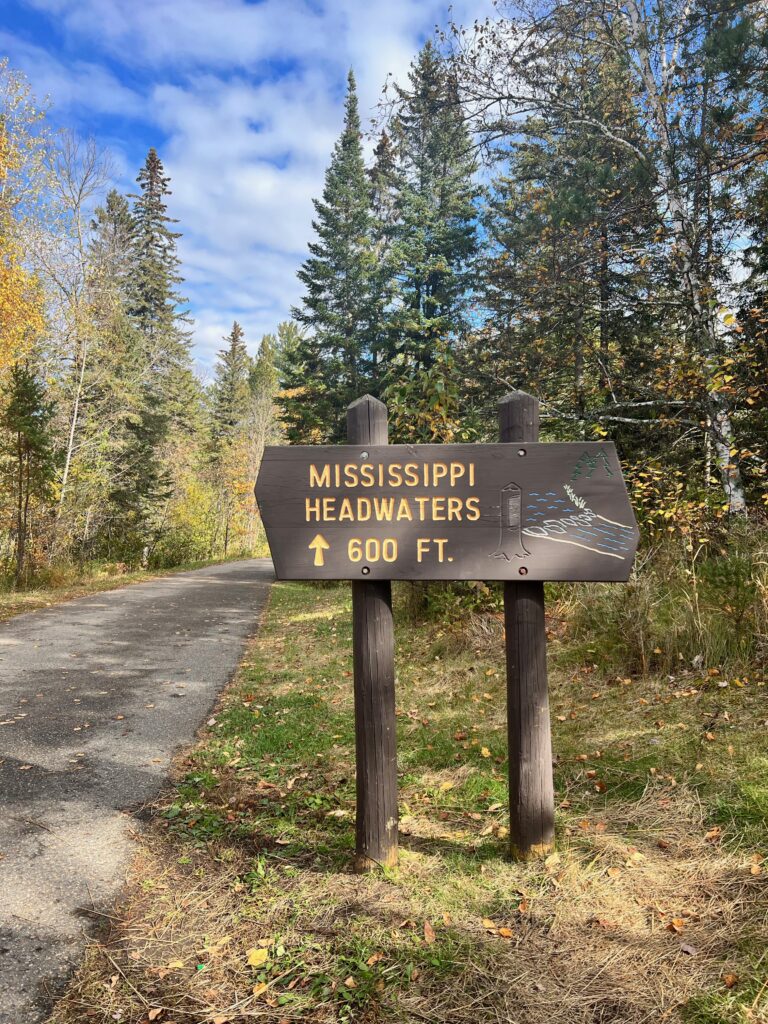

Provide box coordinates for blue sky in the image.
[1,0,492,374]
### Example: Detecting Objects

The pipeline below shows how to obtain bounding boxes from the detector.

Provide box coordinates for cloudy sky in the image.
[2,0,492,372]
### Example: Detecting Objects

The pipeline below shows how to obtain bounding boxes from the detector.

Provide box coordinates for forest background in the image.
[1,0,767,673]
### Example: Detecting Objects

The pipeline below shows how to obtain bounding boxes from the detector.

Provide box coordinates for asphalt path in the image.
[0,558,274,1024]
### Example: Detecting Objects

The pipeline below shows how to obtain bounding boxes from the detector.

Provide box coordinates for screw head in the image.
[361,566,370,575]
[360,450,369,460]
[517,448,527,457]
[518,566,528,575]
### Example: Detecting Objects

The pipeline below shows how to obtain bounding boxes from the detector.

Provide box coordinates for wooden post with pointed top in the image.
[499,391,555,859]
[347,395,398,870]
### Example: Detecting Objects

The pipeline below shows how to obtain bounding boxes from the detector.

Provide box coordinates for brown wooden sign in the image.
[255,441,639,582]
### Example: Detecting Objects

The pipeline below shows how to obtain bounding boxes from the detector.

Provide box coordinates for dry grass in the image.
[48,582,768,1024]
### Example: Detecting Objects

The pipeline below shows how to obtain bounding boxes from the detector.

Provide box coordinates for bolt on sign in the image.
[255,443,639,582]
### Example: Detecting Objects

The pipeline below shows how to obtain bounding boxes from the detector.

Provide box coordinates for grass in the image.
[49,581,768,1024]
[0,555,256,622]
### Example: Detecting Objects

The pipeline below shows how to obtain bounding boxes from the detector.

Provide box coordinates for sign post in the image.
[500,392,555,858]
[346,396,398,870]
[255,393,639,867]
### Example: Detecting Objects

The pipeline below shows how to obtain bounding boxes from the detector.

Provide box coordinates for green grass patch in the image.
[51,579,768,1024]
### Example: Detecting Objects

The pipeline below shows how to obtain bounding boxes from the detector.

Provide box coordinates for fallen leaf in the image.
[343,976,357,988]
[680,943,698,956]
[246,947,269,967]
[439,780,454,791]
[442,912,452,926]
[423,920,436,944]
[252,982,268,997]
[366,952,384,967]
[666,918,685,934]
[480,747,491,759]
[166,960,185,969]
[498,927,513,938]
[723,973,739,989]
[482,917,496,931]
[606,867,622,879]
[148,1010,163,1022]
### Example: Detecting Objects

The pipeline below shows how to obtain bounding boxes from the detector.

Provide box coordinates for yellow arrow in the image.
[308,533,331,567]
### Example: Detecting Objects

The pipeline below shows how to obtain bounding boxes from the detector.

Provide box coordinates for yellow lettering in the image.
[417,538,430,562]
[415,496,430,520]
[344,463,359,487]
[322,497,337,521]
[360,464,375,487]
[305,498,322,521]
[309,465,330,488]
[388,463,403,487]
[447,497,463,521]
[433,462,448,485]
[404,463,419,486]
[434,538,448,562]
[465,496,480,521]
[469,463,475,486]
[396,498,413,521]
[357,497,371,521]
[432,496,446,520]
[338,498,354,522]
[373,497,395,521]
[449,463,465,487]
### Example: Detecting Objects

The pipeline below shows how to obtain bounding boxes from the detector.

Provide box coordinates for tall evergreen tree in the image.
[385,42,479,372]
[130,148,196,431]
[289,70,377,440]
[212,321,251,444]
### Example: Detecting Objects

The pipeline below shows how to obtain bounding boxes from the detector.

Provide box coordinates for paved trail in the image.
[0,559,273,1024]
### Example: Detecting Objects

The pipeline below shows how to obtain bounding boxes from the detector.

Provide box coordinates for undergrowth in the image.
[49,577,767,1024]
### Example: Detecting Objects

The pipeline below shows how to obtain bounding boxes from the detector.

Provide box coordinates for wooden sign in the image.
[255,441,639,582]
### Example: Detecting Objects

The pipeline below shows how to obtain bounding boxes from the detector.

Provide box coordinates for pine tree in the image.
[289,70,377,440]
[0,363,55,585]
[386,42,479,372]
[130,148,195,432]
[212,321,251,444]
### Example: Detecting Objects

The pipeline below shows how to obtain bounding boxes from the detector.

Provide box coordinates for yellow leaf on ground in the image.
[498,927,513,938]
[246,947,269,967]
[252,982,268,997]
[481,747,491,758]
[424,920,436,944]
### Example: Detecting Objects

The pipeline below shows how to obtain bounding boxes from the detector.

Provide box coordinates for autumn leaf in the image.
[480,746,491,758]
[246,947,269,967]
[252,982,268,997]
[148,1011,163,1022]
[498,927,513,938]
[423,920,436,944]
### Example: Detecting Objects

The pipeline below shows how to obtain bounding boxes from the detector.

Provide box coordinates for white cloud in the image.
[0,30,143,117]
[11,0,495,366]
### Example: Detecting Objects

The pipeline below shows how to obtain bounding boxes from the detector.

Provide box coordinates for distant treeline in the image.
[0,61,287,584]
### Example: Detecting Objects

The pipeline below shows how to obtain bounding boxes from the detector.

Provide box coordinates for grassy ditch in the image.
[50,581,767,1024]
